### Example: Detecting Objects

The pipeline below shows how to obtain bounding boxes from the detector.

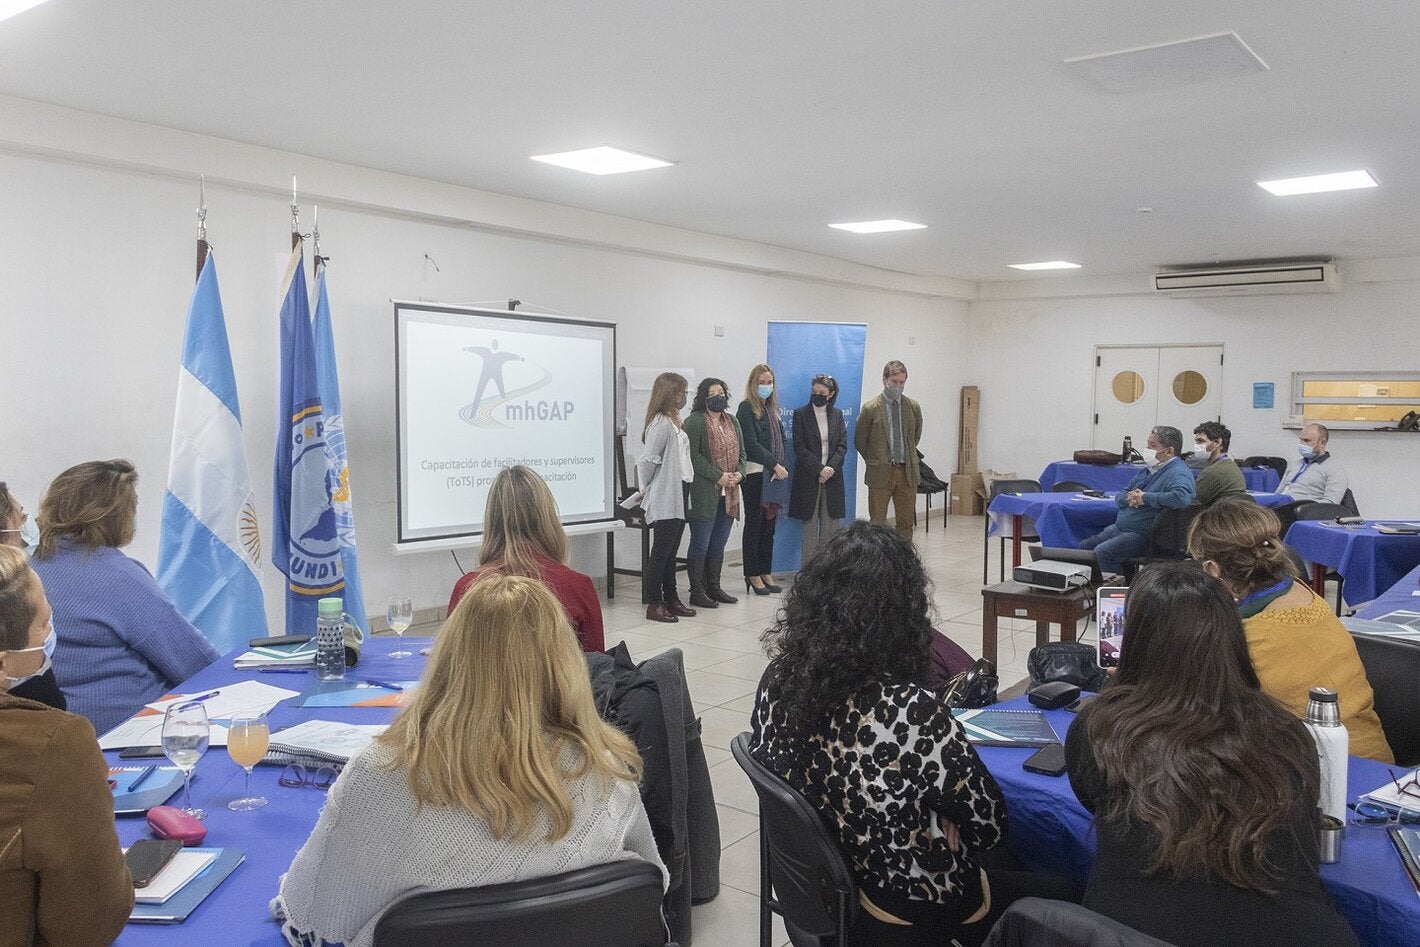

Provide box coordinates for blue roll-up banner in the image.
[766,321,868,573]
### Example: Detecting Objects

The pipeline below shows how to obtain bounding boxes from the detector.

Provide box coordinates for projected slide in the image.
[396,303,616,545]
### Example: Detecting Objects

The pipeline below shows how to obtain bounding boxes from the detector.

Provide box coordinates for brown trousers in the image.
[867,463,917,541]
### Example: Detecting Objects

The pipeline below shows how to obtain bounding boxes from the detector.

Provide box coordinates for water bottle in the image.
[1305,687,1349,823]
[316,597,347,681]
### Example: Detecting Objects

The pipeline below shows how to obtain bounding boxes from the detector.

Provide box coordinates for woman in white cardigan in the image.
[637,372,697,623]
[271,575,665,947]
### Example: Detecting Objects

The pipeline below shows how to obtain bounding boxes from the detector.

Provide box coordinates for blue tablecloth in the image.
[1285,521,1420,606]
[978,696,1419,947]
[987,491,1292,549]
[112,637,427,946]
[1039,461,1279,493]
[1356,563,1420,619]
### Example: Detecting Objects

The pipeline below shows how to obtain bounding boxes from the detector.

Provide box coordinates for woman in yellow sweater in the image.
[1187,497,1392,762]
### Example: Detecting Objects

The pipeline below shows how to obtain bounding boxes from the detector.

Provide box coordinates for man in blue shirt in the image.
[1079,426,1196,574]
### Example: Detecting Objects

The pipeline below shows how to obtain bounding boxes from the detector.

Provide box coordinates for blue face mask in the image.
[1298,444,1315,459]
[757,384,774,400]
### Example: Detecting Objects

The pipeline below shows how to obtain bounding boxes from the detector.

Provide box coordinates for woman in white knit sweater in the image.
[271,575,666,947]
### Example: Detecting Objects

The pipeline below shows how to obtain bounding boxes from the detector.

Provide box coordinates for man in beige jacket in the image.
[855,360,923,541]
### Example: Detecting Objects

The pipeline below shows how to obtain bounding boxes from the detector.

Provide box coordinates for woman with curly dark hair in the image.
[750,521,1075,946]
[1065,560,1357,947]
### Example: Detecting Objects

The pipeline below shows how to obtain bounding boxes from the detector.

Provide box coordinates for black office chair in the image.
[985,897,1175,947]
[1121,505,1202,584]
[1240,455,1289,486]
[1341,487,1361,516]
[983,479,1044,583]
[373,860,670,947]
[916,450,949,533]
[1051,480,1089,493]
[731,733,856,947]
[1350,633,1420,768]
[1291,502,1355,614]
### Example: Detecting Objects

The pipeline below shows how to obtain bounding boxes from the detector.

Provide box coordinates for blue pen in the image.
[183,690,221,702]
[258,668,311,674]
[126,765,157,792]
[356,679,406,692]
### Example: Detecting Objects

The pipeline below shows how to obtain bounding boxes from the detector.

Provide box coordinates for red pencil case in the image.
[146,805,207,846]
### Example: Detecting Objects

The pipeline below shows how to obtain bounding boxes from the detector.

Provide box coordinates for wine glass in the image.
[387,597,414,658]
[162,701,210,820]
[226,711,271,811]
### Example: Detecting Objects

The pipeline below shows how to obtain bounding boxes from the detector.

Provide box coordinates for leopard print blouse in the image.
[750,676,1005,910]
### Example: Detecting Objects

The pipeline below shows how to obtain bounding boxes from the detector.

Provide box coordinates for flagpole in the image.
[290,174,301,251]
[195,174,209,281]
[312,204,327,275]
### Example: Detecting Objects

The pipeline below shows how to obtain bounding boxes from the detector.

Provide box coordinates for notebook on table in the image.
[951,708,1061,747]
[128,848,245,924]
[265,720,388,766]
[110,766,184,815]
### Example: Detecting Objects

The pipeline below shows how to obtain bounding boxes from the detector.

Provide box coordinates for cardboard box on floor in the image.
[949,474,982,515]
[973,469,1019,511]
[958,386,979,474]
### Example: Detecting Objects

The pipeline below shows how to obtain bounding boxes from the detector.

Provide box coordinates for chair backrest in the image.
[729,733,857,939]
[1350,633,1420,768]
[1241,455,1289,483]
[1341,488,1360,516]
[1051,480,1089,493]
[1293,502,1352,522]
[985,897,1175,947]
[372,860,668,947]
[989,479,1043,499]
[1148,504,1202,558]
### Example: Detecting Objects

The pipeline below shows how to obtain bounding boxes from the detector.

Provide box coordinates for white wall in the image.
[968,271,1420,518]
[0,98,969,630]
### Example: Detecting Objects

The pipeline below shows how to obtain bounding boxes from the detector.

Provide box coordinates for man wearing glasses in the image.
[1079,426,1196,574]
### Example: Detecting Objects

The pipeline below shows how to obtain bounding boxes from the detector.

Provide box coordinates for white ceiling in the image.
[2,1,1417,282]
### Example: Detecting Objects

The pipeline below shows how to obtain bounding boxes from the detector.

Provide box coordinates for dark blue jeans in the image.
[688,497,734,558]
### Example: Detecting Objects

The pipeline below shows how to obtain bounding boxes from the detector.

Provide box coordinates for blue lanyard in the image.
[1289,460,1311,484]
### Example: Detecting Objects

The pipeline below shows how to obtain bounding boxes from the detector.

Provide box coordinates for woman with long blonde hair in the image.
[737,363,789,594]
[637,372,697,622]
[275,575,665,947]
[446,464,604,650]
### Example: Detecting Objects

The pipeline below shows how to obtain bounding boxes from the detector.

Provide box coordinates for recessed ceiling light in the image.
[828,219,928,234]
[530,146,673,175]
[1007,261,1082,271]
[1257,170,1378,196]
[0,0,52,24]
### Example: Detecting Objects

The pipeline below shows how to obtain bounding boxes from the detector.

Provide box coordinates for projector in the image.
[1013,559,1092,592]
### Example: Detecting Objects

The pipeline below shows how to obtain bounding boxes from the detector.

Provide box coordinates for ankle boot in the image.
[645,602,679,623]
[665,593,697,618]
[706,557,738,604]
[688,555,717,608]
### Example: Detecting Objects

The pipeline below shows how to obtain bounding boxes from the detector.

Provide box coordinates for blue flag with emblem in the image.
[273,240,344,634]
[311,265,368,634]
[156,253,268,651]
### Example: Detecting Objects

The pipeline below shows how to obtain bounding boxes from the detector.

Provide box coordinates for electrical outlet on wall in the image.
[713,325,725,337]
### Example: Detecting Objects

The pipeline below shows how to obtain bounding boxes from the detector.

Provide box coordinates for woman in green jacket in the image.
[682,377,746,608]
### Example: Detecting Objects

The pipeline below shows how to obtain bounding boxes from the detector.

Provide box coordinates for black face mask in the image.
[706,394,729,412]
[810,393,829,407]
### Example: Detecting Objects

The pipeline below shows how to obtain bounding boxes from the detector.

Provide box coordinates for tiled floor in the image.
[595,511,1098,946]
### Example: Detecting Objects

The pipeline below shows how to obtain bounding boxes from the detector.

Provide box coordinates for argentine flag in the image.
[157,254,268,651]
[312,266,369,634]
[273,240,344,635]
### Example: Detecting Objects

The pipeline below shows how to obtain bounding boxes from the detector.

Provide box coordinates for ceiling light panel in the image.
[0,0,51,24]
[1007,261,1082,271]
[828,219,928,234]
[530,146,673,175]
[1257,170,1378,196]
[1065,32,1267,93]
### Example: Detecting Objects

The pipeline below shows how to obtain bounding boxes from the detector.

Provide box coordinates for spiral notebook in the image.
[951,708,1060,747]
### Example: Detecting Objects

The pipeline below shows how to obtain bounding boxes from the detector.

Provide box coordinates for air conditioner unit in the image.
[1153,261,1341,297]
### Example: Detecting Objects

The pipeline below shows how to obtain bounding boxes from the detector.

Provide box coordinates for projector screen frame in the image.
[393,300,619,552]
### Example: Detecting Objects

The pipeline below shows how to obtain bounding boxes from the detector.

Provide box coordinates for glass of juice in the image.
[227,711,271,811]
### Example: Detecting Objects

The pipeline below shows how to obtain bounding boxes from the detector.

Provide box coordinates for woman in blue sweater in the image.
[31,460,219,735]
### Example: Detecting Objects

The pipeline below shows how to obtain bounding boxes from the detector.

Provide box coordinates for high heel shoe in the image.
[760,576,783,593]
[745,579,772,597]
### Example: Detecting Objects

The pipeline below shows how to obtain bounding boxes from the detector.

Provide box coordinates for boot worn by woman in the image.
[665,594,697,617]
[645,602,678,623]
[688,555,718,609]
[706,557,738,604]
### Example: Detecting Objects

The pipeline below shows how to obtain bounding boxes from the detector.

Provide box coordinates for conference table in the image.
[1284,520,1420,607]
[986,491,1293,570]
[1038,460,1280,493]
[978,696,1419,947]
[1355,561,1420,620]
[111,636,429,946]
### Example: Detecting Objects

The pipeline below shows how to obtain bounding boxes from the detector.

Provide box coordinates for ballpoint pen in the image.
[355,679,406,692]
[185,690,222,702]
[126,764,157,792]
[258,668,312,674]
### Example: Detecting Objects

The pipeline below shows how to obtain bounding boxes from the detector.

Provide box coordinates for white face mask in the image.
[3,621,55,689]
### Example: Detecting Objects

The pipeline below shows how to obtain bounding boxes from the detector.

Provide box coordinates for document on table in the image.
[267,720,388,764]
[98,681,298,749]
[99,717,230,750]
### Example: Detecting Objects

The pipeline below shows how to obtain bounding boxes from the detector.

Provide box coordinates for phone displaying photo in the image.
[1097,586,1128,668]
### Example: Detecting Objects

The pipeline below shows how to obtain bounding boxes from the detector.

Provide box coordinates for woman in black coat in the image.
[790,373,848,565]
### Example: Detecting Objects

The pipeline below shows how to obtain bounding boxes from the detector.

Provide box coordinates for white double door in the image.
[1093,345,1224,451]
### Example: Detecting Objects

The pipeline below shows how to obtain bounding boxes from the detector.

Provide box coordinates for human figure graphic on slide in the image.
[459,339,552,427]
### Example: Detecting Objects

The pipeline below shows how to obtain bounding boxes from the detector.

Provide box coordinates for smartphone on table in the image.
[118,745,167,759]
[1023,743,1068,776]
[125,838,183,888]
[1096,586,1127,669]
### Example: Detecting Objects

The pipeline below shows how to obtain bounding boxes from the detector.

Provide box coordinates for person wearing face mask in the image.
[0,482,40,552]
[1078,426,1196,574]
[636,372,697,623]
[855,359,923,542]
[0,483,65,708]
[737,364,790,595]
[1278,423,1349,505]
[790,373,849,565]
[1190,421,1247,508]
[682,377,746,608]
[0,544,135,945]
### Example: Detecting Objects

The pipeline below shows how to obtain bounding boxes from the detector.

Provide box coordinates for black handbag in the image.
[1027,642,1108,692]
[941,658,999,708]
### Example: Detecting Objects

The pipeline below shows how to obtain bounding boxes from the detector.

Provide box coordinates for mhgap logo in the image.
[457,339,574,428]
